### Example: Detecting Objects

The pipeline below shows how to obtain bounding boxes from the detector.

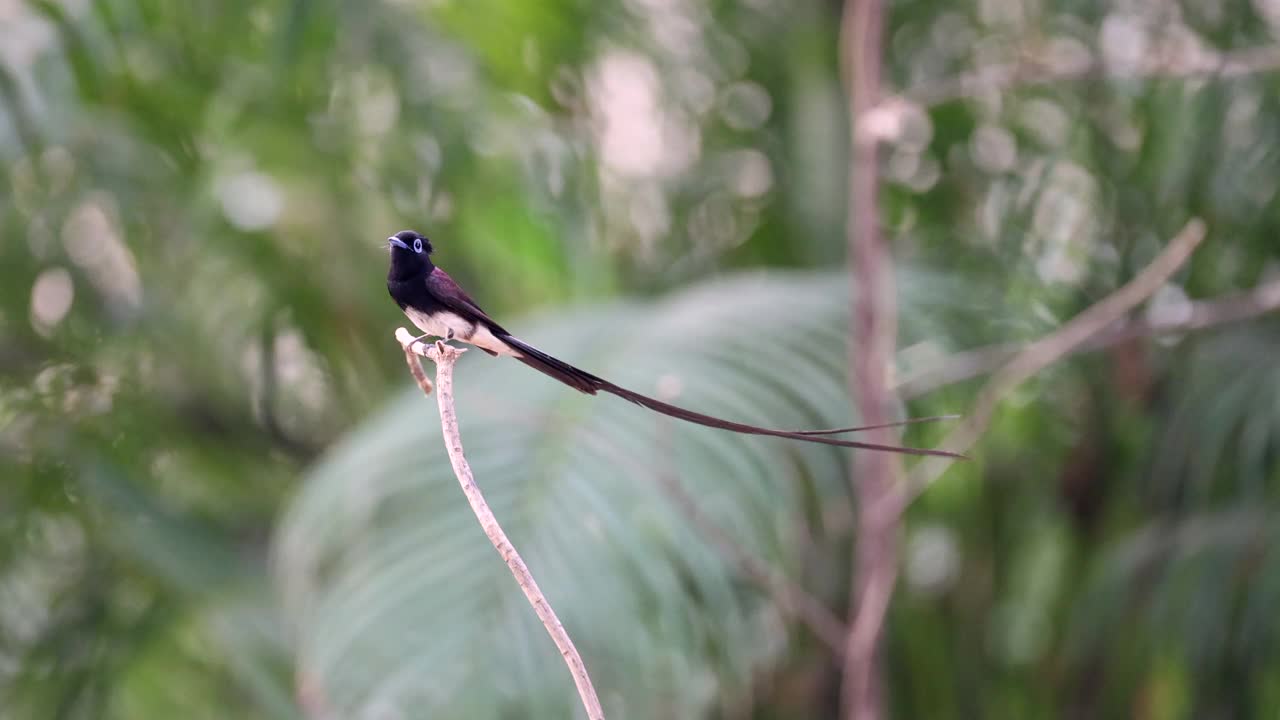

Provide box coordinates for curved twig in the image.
[395,328,606,720]
[896,275,1280,399]
[893,218,1208,512]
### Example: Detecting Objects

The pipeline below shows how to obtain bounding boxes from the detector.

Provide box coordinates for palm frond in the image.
[273,270,960,719]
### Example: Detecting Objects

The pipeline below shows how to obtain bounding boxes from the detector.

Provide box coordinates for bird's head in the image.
[386,229,434,279]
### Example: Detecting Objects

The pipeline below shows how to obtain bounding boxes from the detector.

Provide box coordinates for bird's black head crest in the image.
[386,229,435,280]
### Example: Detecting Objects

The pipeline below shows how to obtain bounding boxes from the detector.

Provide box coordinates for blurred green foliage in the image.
[1,0,1279,718]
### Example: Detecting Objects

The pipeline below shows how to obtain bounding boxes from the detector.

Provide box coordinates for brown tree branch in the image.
[887,219,1207,515]
[395,328,606,720]
[896,275,1280,399]
[840,0,899,717]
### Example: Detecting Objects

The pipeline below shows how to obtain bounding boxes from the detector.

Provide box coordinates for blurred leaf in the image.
[274,270,958,719]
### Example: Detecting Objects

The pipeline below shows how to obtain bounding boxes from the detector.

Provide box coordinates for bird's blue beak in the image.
[388,237,410,250]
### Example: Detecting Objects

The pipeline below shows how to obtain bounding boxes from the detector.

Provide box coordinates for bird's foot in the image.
[431,338,467,361]
[409,328,454,345]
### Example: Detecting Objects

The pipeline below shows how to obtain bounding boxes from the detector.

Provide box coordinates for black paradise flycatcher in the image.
[386,230,961,458]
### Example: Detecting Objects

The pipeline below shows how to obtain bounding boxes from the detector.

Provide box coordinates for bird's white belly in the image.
[403,307,516,356]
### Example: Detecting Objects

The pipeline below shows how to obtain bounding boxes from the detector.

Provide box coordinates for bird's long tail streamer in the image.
[499,334,964,458]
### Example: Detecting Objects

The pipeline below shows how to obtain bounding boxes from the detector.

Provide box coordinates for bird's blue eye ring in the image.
[413,238,423,253]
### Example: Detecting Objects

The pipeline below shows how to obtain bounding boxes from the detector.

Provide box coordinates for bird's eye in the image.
[413,238,423,253]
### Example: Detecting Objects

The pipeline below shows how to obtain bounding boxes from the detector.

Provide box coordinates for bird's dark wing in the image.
[424,267,510,335]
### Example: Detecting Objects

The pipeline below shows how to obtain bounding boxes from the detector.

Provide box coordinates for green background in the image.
[2,0,1279,717]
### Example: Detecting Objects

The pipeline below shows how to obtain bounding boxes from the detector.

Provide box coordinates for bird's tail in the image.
[498,334,963,458]
[502,334,606,395]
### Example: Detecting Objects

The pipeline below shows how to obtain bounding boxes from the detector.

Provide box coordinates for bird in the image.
[385,229,962,458]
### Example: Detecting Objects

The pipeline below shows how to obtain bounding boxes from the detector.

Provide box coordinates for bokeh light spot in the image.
[217,171,284,231]
[30,267,73,336]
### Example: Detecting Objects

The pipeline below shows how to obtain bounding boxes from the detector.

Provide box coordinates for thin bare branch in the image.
[396,328,606,720]
[840,0,899,717]
[892,43,1280,109]
[897,276,1280,399]
[651,444,850,657]
[889,219,1207,514]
